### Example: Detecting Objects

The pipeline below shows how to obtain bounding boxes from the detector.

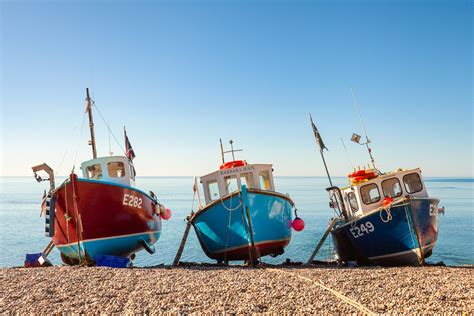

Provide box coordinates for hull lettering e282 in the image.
[350,221,375,239]
[123,194,143,209]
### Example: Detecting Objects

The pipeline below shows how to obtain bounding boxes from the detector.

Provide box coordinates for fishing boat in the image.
[328,166,440,266]
[183,140,303,264]
[307,92,441,266]
[32,88,171,265]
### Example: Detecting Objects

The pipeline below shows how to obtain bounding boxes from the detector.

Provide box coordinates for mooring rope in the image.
[267,269,376,315]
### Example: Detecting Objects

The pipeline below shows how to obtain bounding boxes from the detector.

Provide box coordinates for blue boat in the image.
[328,168,440,266]
[190,140,299,263]
[307,109,441,266]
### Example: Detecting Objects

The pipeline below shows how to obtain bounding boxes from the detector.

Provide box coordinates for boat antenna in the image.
[219,138,225,164]
[350,88,376,169]
[85,88,97,159]
[222,139,243,161]
[340,137,354,169]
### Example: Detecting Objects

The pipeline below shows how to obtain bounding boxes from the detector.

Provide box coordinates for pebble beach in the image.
[1,265,472,314]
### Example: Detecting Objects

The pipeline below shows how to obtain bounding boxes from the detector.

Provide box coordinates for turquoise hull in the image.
[192,186,293,261]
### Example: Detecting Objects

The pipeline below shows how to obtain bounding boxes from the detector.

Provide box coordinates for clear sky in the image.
[1,0,472,177]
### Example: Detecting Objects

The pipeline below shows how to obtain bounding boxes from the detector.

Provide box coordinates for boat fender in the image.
[291,209,305,232]
[160,207,172,220]
[139,238,156,254]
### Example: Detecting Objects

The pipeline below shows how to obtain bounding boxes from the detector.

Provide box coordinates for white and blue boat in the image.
[308,99,441,266]
[190,140,300,264]
[328,167,440,266]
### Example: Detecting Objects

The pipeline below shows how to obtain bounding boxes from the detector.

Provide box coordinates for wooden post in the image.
[42,240,55,257]
[244,205,258,266]
[306,218,338,265]
[241,185,258,266]
[173,213,195,266]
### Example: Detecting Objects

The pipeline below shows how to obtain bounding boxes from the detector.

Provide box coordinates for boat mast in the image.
[85,88,97,159]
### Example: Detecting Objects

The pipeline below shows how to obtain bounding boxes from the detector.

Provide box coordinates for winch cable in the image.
[268,268,376,315]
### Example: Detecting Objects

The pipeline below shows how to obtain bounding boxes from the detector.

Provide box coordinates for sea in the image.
[0,176,472,268]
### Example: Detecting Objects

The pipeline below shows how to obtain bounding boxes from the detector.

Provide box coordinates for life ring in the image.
[220,160,246,170]
[348,169,378,184]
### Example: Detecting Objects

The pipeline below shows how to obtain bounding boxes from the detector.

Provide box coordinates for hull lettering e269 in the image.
[123,194,143,209]
[350,221,375,239]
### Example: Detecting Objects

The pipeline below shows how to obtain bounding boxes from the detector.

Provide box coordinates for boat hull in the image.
[51,175,161,263]
[331,197,439,266]
[192,188,293,261]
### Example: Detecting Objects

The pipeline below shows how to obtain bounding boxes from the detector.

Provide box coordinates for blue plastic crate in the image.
[24,253,42,267]
[95,254,130,268]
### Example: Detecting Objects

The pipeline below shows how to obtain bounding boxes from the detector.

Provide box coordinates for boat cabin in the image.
[80,156,136,187]
[201,163,275,205]
[341,168,428,218]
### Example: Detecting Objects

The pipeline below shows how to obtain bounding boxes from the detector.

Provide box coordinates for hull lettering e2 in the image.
[350,221,375,239]
[123,193,143,209]
[429,204,437,216]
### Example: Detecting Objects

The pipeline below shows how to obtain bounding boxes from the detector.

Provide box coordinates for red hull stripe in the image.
[213,237,291,254]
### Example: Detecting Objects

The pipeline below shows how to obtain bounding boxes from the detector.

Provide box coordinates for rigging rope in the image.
[92,102,127,156]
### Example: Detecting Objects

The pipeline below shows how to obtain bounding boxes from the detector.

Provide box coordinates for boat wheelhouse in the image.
[341,168,429,218]
[201,162,275,205]
[81,155,136,187]
[189,140,300,264]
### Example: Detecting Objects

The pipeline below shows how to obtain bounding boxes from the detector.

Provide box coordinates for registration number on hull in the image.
[123,194,143,209]
[349,221,375,239]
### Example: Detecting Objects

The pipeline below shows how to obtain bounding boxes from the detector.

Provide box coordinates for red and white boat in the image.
[32,89,170,265]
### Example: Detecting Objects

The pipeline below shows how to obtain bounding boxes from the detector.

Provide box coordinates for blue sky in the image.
[1,0,472,177]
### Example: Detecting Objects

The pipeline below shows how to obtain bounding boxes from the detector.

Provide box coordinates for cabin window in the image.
[107,162,126,178]
[224,175,239,194]
[240,173,254,189]
[86,164,103,180]
[259,171,272,190]
[347,192,359,213]
[360,183,381,205]
[207,181,219,201]
[382,178,402,198]
[403,173,423,194]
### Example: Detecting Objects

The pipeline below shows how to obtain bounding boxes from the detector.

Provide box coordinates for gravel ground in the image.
[0,265,472,314]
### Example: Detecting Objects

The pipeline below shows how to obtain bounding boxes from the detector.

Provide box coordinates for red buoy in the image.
[161,208,172,220]
[292,217,305,232]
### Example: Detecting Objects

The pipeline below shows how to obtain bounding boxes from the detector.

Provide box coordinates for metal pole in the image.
[86,88,97,159]
[320,149,333,187]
